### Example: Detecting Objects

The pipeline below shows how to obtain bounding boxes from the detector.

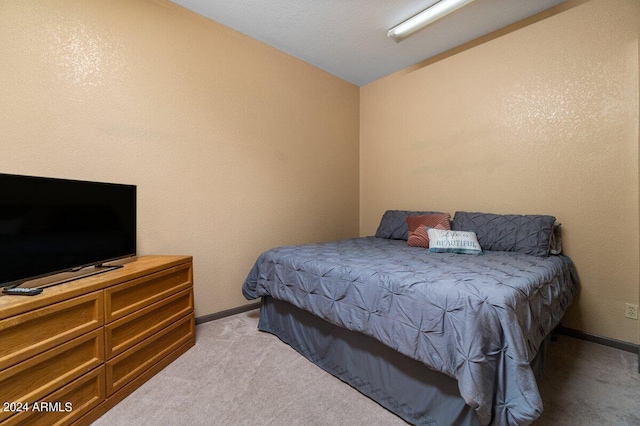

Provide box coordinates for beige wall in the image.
[360,0,640,344]
[0,0,360,317]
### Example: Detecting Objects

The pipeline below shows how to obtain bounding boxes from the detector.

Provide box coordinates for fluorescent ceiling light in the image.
[387,0,476,42]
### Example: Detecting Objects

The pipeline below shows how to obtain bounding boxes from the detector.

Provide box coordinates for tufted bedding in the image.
[242,237,578,425]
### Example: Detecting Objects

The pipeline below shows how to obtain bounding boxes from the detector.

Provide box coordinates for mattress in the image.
[243,237,578,425]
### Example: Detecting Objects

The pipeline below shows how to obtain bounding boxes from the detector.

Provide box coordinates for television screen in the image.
[0,173,136,287]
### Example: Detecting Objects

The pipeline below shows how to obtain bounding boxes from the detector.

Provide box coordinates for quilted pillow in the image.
[451,211,556,257]
[427,228,483,255]
[408,223,447,248]
[375,210,446,240]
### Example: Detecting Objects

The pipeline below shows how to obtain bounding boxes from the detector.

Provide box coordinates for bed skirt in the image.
[258,296,482,425]
[258,296,550,426]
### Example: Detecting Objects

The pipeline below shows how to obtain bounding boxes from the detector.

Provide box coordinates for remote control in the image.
[2,287,43,296]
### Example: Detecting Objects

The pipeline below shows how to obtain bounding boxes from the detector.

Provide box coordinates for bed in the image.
[242,210,579,426]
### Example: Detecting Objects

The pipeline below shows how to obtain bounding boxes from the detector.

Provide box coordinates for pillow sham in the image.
[451,211,556,257]
[427,228,483,255]
[407,223,446,248]
[375,210,447,240]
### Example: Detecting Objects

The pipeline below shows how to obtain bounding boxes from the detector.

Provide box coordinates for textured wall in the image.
[0,0,360,317]
[360,0,640,343]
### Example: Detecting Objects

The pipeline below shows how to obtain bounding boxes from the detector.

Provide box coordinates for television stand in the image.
[6,260,135,291]
[0,255,194,426]
[37,264,125,290]
[69,263,123,273]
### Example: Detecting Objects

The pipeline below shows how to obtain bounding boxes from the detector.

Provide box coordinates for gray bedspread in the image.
[242,237,579,425]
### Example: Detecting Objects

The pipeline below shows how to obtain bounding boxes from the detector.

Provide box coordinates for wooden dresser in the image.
[0,255,195,426]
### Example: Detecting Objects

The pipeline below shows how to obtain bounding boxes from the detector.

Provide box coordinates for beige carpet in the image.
[93,309,639,426]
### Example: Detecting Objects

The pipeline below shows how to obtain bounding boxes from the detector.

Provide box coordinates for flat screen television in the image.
[0,173,136,287]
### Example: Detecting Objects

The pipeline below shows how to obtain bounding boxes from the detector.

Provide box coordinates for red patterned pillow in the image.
[408,223,446,248]
[406,214,451,248]
[406,213,451,233]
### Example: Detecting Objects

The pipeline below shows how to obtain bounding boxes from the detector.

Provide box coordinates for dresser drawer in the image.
[104,264,192,322]
[0,330,104,423]
[2,366,105,426]
[105,314,194,396]
[105,288,193,359]
[0,292,103,370]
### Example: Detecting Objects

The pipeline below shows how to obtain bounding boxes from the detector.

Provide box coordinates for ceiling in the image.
[169,0,566,86]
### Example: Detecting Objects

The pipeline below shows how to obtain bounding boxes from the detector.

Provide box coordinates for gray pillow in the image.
[375,210,445,240]
[451,211,556,257]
